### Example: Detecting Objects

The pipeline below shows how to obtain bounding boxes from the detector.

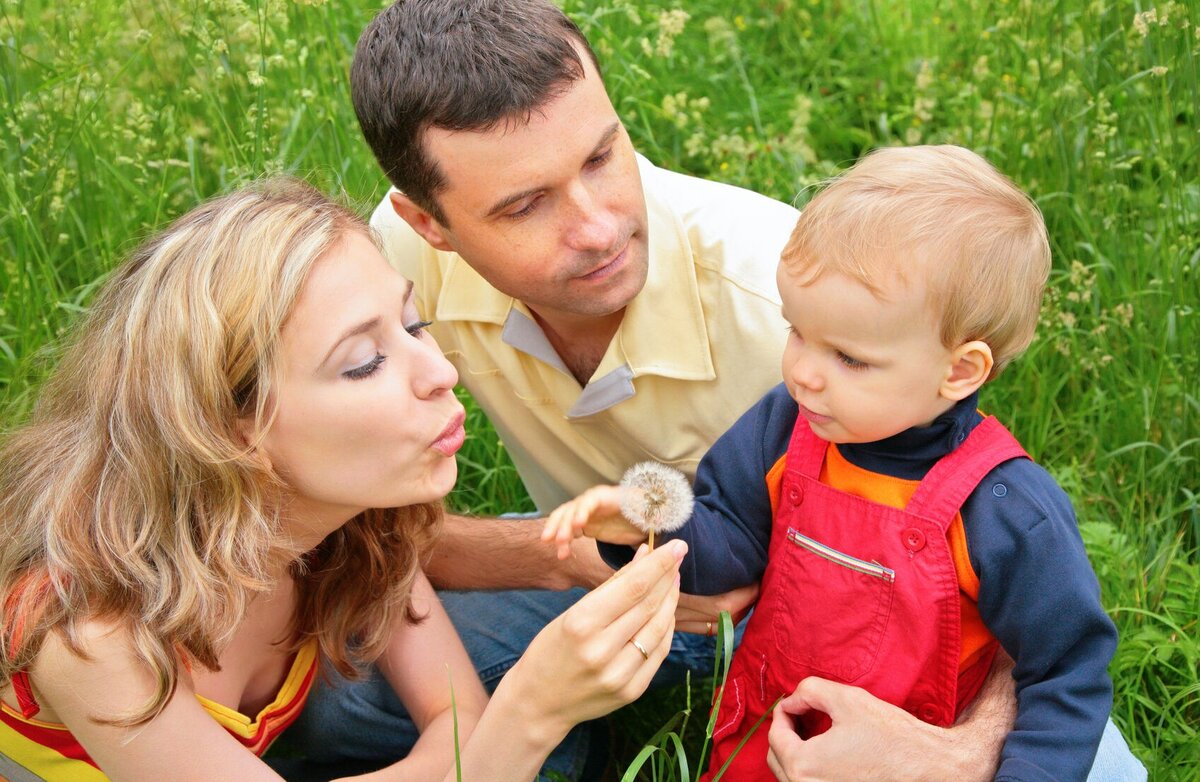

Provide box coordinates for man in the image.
[289,2,1145,779]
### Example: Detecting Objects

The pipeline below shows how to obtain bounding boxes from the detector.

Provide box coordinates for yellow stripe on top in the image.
[765,446,994,671]
[195,638,318,755]
[0,638,319,779]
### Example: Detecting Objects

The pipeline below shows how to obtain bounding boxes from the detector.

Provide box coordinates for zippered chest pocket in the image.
[769,527,896,683]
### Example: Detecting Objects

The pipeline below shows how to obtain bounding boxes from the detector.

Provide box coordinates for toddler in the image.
[543,145,1118,781]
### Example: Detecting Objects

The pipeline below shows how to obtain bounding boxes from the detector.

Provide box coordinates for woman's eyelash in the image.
[343,354,386,380]
[406,320,433,338]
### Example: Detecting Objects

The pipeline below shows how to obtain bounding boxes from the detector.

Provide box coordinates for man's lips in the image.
[577,239,630,282]
[432,410,466,456]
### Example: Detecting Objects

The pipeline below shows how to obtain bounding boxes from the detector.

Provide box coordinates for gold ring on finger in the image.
[630,638,650,660]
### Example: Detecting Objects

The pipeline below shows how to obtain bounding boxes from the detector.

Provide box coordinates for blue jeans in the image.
[282,586,1145,781]
[282,586,724,781]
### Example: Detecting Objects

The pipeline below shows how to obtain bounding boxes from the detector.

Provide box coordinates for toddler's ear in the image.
[940,341,993,401]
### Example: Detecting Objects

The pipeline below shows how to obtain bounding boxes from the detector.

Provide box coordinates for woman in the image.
[0,178,684,781]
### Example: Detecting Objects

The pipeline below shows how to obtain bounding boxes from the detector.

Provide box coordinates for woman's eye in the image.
[405,319,433,338]
[836,351,868,371]
[343,353,386,380]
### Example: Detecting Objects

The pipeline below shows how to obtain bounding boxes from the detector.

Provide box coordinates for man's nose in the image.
[563,180,619,253]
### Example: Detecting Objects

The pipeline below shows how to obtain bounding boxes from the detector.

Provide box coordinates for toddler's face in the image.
[777,263,959,444]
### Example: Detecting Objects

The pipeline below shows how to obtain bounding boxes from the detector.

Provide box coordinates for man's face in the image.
[414,53,649,325]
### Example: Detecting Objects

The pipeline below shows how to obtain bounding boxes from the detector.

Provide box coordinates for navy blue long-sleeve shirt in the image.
[601,384,1117,781]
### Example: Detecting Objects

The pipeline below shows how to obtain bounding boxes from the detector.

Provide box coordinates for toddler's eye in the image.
[837,351,868,370]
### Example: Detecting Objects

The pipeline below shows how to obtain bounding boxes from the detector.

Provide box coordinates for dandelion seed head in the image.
[619,462,694,535]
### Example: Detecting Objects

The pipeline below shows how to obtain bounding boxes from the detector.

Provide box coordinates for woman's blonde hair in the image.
[781,145,1051,378]
[0,177,441,725]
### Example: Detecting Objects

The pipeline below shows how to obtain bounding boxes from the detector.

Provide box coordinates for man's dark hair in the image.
[351,0,600,225]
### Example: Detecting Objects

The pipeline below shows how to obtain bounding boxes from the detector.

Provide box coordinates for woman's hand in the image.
[447,540,685,781]
[541,485,648,560]
[514,538,684,727]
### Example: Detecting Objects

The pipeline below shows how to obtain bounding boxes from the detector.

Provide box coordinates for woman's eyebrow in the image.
[320,316,381,370]
[318,280,414,370]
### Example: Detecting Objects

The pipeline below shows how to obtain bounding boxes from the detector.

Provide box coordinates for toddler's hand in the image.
[541,486,647,560]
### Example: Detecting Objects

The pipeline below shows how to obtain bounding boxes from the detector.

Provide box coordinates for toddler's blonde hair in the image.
[781,145,1050,378]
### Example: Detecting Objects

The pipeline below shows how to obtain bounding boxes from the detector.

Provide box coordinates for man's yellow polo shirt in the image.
[370,154,798,511]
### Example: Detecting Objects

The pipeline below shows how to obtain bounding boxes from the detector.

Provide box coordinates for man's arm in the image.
[425,511,760,630]
[424,512,609,591]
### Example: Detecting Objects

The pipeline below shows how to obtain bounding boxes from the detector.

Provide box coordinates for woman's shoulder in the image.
[29,616,181,724]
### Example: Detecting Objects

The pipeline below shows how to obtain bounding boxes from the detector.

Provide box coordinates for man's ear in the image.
[940,340,993,401]
[390,192,454,252]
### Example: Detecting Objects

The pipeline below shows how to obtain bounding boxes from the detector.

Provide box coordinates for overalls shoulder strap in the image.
[904,416,1030,528]
[785,413,830,479]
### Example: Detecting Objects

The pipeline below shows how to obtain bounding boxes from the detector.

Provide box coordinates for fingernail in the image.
[666,539,687,559]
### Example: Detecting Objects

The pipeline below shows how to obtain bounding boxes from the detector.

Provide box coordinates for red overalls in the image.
[702,415,1028,781]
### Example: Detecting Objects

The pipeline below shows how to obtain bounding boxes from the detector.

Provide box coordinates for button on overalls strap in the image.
[905,416,1029,521]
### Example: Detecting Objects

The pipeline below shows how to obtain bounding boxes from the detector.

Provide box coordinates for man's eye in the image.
[405,320,433,338]
[508,198,540,220]
[587,148,613,168]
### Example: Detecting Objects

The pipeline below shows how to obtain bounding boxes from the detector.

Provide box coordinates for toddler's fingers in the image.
[541,504,567,541]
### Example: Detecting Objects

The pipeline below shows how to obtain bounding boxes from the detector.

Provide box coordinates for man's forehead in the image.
[423,88,621,213]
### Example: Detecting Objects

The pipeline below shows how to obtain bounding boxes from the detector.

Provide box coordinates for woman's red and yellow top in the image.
[0,638,317,781]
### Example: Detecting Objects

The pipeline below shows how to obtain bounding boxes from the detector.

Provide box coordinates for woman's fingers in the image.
[565,540,685,640]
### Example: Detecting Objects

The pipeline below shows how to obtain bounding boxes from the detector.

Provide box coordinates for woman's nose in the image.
[414,335,459,396]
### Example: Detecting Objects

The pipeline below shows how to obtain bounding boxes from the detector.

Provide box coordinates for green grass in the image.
[2,0,1197,777]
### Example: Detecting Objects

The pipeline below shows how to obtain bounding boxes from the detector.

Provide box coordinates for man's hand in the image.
[766,674,1008,782]
[673,583,759,635]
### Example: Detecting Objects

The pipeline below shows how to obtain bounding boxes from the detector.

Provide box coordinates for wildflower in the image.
[1151,66,1168,76]
[619,462,694,549]
[652,9,690,58]
[915,60,934,91]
